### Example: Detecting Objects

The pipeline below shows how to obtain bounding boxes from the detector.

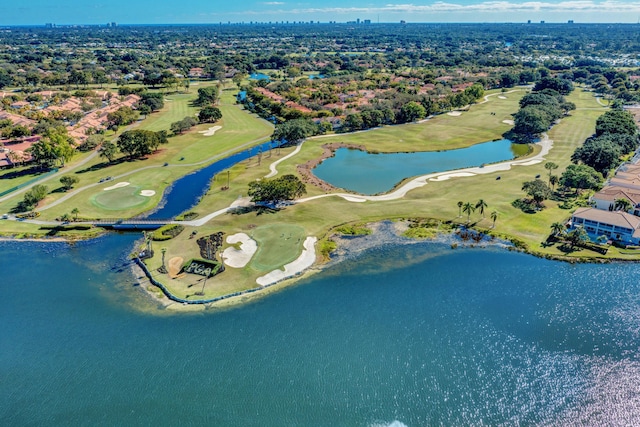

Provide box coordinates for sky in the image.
[3,1,640,25]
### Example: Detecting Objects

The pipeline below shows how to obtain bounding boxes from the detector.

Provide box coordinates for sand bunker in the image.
[502,119,515,125]
[168,257,184,279]
[342,195,367,203]
[222,233,258,268]
[430,172,476,182]
[198,125,222,136]
[140,190,156,197]
[447,111,462,116]
[256,237,317,286]
[498,96,507,99]
[103,182,130,191]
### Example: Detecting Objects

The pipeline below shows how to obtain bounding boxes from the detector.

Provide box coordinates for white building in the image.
[591,185,640,216]
[571,207,640,245]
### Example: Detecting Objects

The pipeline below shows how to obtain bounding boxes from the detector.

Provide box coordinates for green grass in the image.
[129,87,632,303]
[313,89,526,152]
[249,223,307,271]
[6,86,636,304]
[0,85,274,220]
[92,185,150,211]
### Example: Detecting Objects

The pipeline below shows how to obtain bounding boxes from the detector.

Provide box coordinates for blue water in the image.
[249,73,271,81]
[2,235,640,425]
[145,140,280,219]
[313,139,520,195]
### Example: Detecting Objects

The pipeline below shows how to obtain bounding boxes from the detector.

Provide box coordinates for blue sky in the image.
[3,1,640,25]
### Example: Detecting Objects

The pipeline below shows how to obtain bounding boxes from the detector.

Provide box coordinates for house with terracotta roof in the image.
[0,139,36,168]
[608,172,640,192]
[571,207,640,244]
[592,186,640,215]
[0,112,36,128]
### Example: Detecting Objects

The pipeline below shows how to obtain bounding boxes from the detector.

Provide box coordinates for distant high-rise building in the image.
[527,20,531,24]
[364,19,371,25]
[356,18,360,24]
[111,22,117,27]
[400,20,407,24]
[568,20,574,24]
[540,20,545,24]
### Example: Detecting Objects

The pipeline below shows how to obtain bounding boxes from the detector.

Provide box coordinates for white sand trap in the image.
[447,111,462,116]
[430,172,476,182]
[103,182,130,191]
[342,195,367,202]
[256,237,317,286]
[498,96,507,99]
[198,125,222,136]
[222,233,258,268]
[515,159,543,166]
[502,119,515,125]
[140,190,156,197]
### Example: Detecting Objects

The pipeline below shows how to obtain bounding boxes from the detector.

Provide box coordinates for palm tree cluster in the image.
[457,199,499,227]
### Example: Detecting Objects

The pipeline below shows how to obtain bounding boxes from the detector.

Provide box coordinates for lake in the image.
[312,139,527,195]
[2,232,640,426]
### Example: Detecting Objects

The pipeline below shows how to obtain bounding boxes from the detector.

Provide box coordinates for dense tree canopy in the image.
[595,109,638,137]
[247,174,306,205]
[271,118,318,144]
[138,92,165,112]
[117,130,168,159]
[560,164,604,191]
[521,179,552,206]
[198,106,222,123]
[193,86,220,106]
[170,117,198,135]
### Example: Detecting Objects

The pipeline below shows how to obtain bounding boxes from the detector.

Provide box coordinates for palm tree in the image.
[457,201,463,217]
[490,210,499,228]
[551,222,566,237]
[567,226,589,248]
[71,208,79,221]
[545,161,558,184]
[475,199,488,218]
[614,198,632,212]
[549,174,558,190]
[462,202,476,223]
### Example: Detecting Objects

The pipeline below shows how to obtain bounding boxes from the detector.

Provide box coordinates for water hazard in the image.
[313,139,528,195]
[2,234,640,425]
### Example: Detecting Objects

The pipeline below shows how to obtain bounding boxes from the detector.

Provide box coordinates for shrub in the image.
[152,224,185,241]
[335,224,371,236]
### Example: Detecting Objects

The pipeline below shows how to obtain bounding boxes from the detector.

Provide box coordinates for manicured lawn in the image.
[134,87,631,302]
[249,223,307,271]
[313,89,526,152]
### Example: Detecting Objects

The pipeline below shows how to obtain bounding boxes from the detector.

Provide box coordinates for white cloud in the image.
[262,1,285,4]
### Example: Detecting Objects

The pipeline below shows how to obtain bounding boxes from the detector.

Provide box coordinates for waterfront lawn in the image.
[313,89,526,152]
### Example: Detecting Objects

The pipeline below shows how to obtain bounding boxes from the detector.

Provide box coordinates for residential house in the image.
[592,185,640,215]
[571,207,640,244]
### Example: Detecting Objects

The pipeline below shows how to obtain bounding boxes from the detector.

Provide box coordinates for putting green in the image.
[249,223,306,271]
[92,185,150,211]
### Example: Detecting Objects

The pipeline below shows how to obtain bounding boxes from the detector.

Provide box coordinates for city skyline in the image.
[3,1,640,26]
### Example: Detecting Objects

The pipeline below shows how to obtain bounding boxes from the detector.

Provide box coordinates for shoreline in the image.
[130,218,619,314]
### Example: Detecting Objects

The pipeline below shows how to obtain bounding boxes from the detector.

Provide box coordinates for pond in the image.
[249,73,271,82]
[312,139,528,195]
